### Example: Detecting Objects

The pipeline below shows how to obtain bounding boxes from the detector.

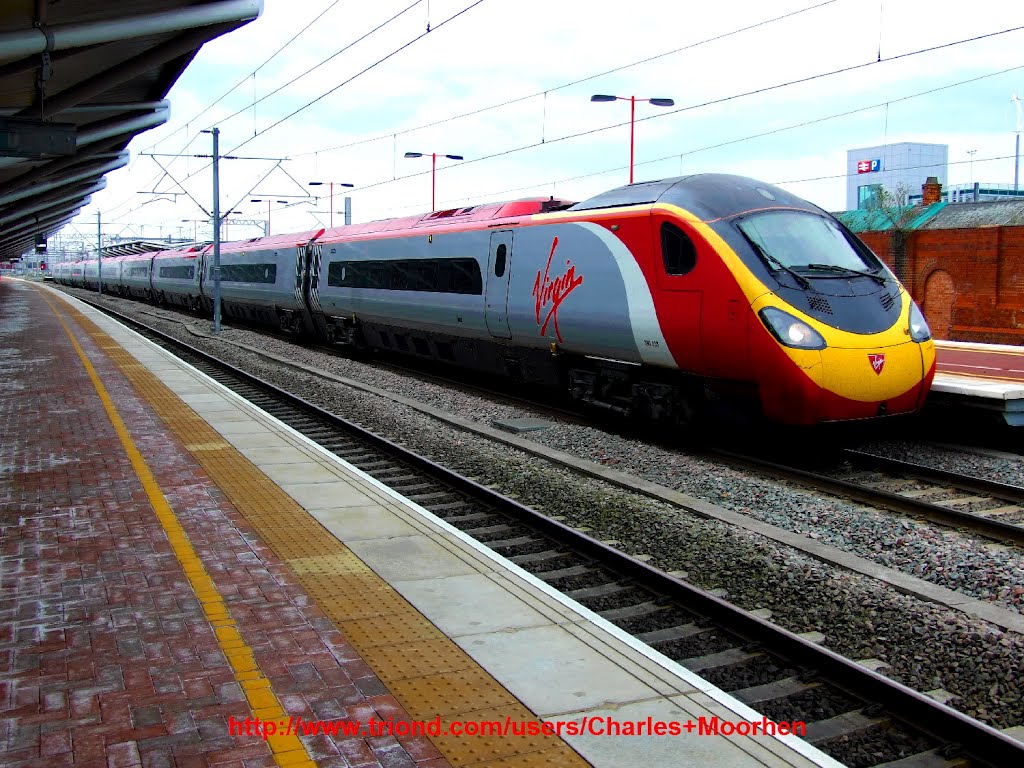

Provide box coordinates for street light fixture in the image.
[307,181,354,228]
[591,94,674,184]
[404,151,464,211]
[250,199,289,236]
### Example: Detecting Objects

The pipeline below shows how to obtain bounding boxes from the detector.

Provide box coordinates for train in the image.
[54,173,936,425]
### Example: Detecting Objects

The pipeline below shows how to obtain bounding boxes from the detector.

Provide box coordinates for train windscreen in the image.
[737,211,881,274]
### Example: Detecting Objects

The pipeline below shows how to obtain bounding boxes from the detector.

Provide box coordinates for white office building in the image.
[846,142,948,209]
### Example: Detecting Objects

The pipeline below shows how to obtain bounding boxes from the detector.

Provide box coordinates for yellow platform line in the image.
[51,290,590,768]
[38,290,315,768]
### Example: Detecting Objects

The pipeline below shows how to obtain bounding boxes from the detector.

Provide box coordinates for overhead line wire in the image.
[108,0,352,217]
[102,0,442,223]
[150,0,488,200]
[140,0,347,154]
[293,0,841,157]
[368,62,1024,212]
[100,0,831,220]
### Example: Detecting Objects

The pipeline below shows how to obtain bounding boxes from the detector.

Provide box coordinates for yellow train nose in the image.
[819,339,929,404]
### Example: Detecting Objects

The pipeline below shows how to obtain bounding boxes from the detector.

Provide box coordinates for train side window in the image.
[494,244,506,277]
[661,223,696,276]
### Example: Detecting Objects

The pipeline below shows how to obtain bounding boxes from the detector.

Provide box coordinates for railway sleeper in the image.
[367,471,419,484]
[939,495,996,507]
[565,582,634,600]
[387,481,434,493]
[534,563,593,581]
[356,460,393,471]
[406,491,456,504]
[462,523,515,537]
[637,623,708,645]
[485,535,537,550]
[731,676,819,706]
[598,601,667,622]
[444,511,497,525]
[422,501,471,514]
[682,646,762,673]
[977,504,1022,516]
[507,549,565,566]
[337,451,378,462]
[804,709,891,746]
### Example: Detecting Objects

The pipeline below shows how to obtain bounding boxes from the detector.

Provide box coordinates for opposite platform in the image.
[932,340,1024,426]
[1,278,840,768]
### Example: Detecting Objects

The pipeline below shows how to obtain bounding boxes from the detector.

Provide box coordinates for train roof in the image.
[569,174,823,220]
[316,197,575,243]
[151,244,209,260]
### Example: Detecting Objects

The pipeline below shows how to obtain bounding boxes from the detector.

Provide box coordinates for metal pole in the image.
[431,152,436,211]
[329,181,334,228]
[266,200,271,236]
[1015,133,1020,193]
[629,96,636,185]
[96,210,101,295]
[212,127,221,334]
[344,195,351,226]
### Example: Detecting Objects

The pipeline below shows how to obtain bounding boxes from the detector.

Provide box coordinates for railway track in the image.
[87,300,1024,768]
[713,448,1024,548]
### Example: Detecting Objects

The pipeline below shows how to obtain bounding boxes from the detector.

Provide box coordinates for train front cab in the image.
[719,209,937,426]
[651,185,935,426]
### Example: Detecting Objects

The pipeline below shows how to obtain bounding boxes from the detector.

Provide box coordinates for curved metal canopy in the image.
[0,0,263,260]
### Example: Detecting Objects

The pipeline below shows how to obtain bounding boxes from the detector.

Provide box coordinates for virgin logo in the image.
[868,353,885,375]
[532,236,583,343]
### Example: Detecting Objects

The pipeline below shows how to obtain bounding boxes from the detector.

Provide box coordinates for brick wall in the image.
[855,226,1024,345]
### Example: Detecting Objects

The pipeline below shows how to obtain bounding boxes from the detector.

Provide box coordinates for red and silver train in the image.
[55,174,936,425]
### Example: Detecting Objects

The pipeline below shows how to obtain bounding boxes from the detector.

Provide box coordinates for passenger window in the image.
[494,244,506,277]
[661,223,696,276]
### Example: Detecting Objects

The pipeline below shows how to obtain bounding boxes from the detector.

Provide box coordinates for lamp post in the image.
[250,199,287,236]
[967,148,977,189]
[591,94,674,184]
[404,152,463,211]
[307,181,354,228]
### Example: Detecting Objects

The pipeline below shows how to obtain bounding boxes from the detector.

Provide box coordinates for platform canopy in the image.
[0,0,263,260]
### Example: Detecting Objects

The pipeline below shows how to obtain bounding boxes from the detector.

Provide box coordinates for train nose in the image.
[819,340,930,419]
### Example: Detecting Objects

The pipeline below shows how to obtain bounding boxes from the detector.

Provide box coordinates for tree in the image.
[866,182,918,285]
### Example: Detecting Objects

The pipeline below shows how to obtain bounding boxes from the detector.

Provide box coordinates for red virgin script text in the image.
[532,236,583,343]
[229,714,806,739]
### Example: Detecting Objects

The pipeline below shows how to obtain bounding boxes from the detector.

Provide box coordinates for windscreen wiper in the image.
[803,263,888,286]
[742,234,814,290]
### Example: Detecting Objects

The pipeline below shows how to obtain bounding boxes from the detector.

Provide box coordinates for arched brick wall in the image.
[921,269,955,339]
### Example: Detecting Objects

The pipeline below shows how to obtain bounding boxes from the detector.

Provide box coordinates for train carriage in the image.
[81,258,98,289]
[199,234,309,330]
[67,261,84,287]
[118,253,156,299]
[151,246,206,309]
[99,256,122,294]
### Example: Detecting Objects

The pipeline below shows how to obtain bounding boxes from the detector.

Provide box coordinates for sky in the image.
[57,0,1024,247]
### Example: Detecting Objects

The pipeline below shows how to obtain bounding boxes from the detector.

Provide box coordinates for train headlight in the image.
[759,307,827,350]
[909,302,931,342]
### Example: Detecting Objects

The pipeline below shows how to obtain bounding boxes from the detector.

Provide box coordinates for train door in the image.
[297,232,328,337]
[485,231,513,339]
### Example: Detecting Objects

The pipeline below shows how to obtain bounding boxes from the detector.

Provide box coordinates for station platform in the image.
[1,279,840,767]
[932,340,1024,426]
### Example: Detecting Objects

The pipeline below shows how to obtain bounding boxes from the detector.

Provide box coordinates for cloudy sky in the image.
[62,0,1024,245]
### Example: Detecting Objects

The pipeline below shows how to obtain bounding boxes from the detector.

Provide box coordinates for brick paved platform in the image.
[0,281,451,766]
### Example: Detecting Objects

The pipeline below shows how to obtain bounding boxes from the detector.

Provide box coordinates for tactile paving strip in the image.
[59,297,590,768]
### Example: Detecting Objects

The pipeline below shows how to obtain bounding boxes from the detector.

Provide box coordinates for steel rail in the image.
[710,448,1024,547]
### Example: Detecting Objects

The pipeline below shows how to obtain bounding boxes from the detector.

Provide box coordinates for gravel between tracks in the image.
[79,293,1024,730]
